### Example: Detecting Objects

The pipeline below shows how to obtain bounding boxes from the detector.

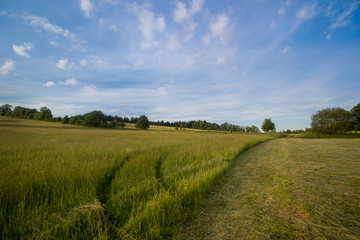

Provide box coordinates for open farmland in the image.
[183,138,360,239]
[0,116,272,239]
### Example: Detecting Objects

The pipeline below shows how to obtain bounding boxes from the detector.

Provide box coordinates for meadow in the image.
[0,116,272,239]
[184,138,360,239]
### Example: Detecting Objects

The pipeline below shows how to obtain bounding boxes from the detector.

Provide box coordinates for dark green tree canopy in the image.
[83,111,106,127]
[0,104,12,115]
[34,107,53,121]
[261,118,276,133]
[351,103,360,122]
[311,107,352,134]
[135,115,150,130]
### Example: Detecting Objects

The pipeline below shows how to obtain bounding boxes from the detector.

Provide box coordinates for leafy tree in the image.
[250,125,260,133]
[261,118,276,133]
[311,107,352,134]
[83,111,105,127]
[350,103,360,131]
[0,104,12,115]
[62,115,69,124]
[35,107,53,121]
[11,106,38,119]
[135,115,149,130]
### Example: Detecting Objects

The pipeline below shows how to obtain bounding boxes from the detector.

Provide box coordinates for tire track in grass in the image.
[95,155,131,237]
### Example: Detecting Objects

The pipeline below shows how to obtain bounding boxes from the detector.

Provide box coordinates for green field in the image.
[2,117,359,240]
[183,138,360,239]
[0,116,272,239]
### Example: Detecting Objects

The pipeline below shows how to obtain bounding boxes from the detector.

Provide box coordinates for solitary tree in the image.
[262,118,276,133]
[135,115,150,130]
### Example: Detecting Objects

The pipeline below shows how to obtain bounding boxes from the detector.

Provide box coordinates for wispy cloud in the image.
[281,45,291,53]
[60,78,78,85]
[329,2,359,30]
[56,59,68,69]
[173,0,205,32]
[49,41,57,46]
[12,42,33,58]
[158,87,169,96]
[278,7,285,17]
[23,14,76,40]
[43,81,55,87]
[79,59,87,66]
[168,34,181,50]
[209,13,232,45]
[0,59,15,75]
[216,56,225,64]
[130,3,166,48]
[79,0,94,18]
[296,5,317,20]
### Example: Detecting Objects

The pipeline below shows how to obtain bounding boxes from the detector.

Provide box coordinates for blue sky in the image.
[0,0,359,131]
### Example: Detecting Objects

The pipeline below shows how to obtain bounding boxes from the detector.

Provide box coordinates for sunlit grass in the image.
[0,116,271,239]
[183,138,360,239]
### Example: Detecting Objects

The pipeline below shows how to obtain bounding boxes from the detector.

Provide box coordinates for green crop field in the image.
[184,138,360,239]
[0,116,272,239]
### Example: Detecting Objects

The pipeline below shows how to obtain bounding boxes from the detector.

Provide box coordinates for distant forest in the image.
[0,104,260,132]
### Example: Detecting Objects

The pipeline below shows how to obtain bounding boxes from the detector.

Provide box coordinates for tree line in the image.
[0,104,263,132]
[310,103,360,134]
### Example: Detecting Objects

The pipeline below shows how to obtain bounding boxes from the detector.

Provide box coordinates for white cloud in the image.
[91,57,108,69]
[79,0,93,18]
[189,0,205,15]
[278,7,285,16]
[216,56,225,64]
[134,59,144,67]
[269,20,276,28]
[281,45,291,53]
[158,87,169,96]
[79,59,87,66]
[296,5,317,20]
[49,41,57,46]
[202,34,211,45]
[43,81,55,87]
[0,59,15,75]
[185,33,193,41]
[210,13,232,45]
[56,59,68,69]
[23,15,75,40]
[12,42,33,58]
[130,4,166,41]
[60,78,78,85]
[330,2,359,30]
[174,2,188,23]
[109,24,118,32]
[168,34,181,50]
[326,33,332,40]
[173,0,204,32]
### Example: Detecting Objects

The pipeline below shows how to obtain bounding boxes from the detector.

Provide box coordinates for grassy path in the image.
[181,138,360,239]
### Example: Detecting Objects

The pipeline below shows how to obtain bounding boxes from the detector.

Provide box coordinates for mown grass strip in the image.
[182,138,360,240]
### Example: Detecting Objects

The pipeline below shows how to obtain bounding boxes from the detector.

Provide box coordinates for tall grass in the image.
[296,132,360,138]
[0,116,271,239]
